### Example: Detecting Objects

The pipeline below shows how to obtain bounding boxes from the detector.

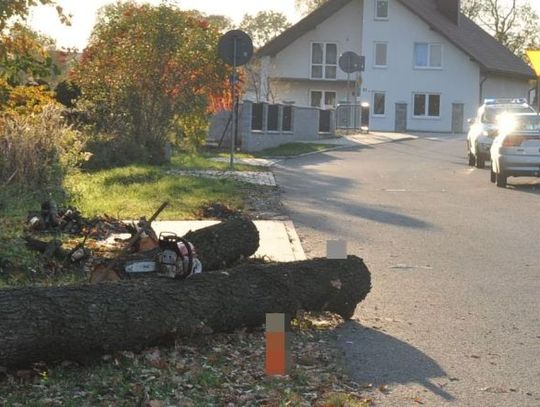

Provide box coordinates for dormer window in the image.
[375,0,389,19]
[311,43,337,79]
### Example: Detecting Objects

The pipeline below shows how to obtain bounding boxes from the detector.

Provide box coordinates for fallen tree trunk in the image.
[183,216,259,271]
[0,256,370,368]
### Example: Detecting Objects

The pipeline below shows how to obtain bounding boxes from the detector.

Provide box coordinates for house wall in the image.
[481,75,531,102]
[209,101,335,152]
[264,0,364,106]
[360,0,480,132]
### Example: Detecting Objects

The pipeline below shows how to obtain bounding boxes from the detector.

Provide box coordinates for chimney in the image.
[436,0,460,25]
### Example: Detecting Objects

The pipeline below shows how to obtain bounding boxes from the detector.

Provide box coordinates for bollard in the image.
[265,313,291,376]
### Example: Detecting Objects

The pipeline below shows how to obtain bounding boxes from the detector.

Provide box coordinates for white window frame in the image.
[412,92,441,119]
[310,90,337,108]
[311,42,338,80]
[375,0,389,20]
[373,42,388,68]
[372,91,386,116]
[414,42,443,69]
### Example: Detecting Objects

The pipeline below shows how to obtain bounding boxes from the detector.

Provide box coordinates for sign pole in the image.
[230,37,238,171]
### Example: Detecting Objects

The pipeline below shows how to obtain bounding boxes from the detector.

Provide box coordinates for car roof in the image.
[508,112,540,117]
[484,104,532,109]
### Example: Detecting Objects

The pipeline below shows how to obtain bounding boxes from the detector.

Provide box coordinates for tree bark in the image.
[0,256,370,368]
[183,216,260,271]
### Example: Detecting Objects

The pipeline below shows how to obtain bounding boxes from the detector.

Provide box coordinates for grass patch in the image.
[255,143,336,157]
[65,165,245,220]
[171,150,264,172]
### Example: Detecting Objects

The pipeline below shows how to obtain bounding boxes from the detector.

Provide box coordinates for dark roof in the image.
[257,0,535,80]
[257,0,353,57]
[398,0,534,79]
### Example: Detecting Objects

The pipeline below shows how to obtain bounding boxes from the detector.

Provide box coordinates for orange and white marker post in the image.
[265,313,291,376]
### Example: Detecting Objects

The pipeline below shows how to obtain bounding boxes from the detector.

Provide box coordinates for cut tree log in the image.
[183,216,260,271]
[0,256,370,368]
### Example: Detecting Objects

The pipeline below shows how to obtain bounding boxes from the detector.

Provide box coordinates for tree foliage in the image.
[0,23,57,86]
[294,0,329,15]
[72,3,232,163]
[461,0,540,57]
[239,11,291,47]
[0,0,69,31]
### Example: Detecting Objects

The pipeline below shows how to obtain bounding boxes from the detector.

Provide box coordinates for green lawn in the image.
[255,142,336,157]
[171,151,262,171]
[65,164,244,220]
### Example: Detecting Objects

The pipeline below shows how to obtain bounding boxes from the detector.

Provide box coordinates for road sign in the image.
[339,52,364,73]
[218,30,253,67]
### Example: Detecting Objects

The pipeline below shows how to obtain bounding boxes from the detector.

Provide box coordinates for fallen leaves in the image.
[0,312,372,406]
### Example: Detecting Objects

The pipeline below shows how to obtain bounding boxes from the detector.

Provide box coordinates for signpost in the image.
[338,52,364,131]
[218,30,253,170]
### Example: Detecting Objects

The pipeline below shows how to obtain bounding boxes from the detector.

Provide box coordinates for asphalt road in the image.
[274,134,540,406]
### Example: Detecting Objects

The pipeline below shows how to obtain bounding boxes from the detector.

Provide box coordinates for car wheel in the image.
[490,169,496,183]
[496,172,507,188]
[468,152,475,166]
[475,154,485,169]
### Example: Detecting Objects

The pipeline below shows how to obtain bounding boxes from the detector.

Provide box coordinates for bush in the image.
[0,105,87,188]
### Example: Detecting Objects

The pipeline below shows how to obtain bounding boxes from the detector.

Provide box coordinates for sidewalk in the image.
[114,220,306,262]
[296,131,418,148]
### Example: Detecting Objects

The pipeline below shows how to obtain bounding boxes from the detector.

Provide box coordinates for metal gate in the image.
[336,104,361,130]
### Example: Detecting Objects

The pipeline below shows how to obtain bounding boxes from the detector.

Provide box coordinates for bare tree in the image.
[461,0,540,57]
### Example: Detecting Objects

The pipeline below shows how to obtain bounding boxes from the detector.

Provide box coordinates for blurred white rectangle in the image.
[327,240,347,259]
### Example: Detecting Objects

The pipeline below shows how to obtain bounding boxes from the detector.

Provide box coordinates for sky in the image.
[27,0,540,51]
[28,0,303,50]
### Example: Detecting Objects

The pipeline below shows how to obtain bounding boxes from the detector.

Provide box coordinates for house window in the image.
[311,43,337,79]
[282,106,293,131]
[311,90,337,108]
[414,43,442,68]
[251,103,264,130]
[374,42,387,67]
[267,105,279,131]
[373,92,385,116]
[413,93,440,117]
[375,0,389,19]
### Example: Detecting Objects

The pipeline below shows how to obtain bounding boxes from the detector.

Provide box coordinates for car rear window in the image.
[482,106,533,124]
[514,116,540,131]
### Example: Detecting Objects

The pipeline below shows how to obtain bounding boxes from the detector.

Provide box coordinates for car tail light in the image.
[502,135,524,147]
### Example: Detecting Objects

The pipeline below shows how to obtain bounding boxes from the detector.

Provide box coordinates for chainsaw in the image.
[124,232,202,279]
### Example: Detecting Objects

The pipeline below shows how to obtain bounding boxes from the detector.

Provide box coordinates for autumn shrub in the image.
[72,3,232,165]
[0,105,87,188]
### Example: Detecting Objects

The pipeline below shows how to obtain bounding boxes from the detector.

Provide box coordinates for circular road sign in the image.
[339,51,362,73]
[218,30,253,67]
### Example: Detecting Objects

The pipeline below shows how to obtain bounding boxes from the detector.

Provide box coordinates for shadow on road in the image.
[337,321,454,401]
[507,182,540,195]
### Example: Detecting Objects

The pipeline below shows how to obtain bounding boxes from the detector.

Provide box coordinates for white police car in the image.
[466,98,534,168]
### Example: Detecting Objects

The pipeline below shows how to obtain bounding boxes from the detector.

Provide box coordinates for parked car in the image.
[467,99,535,168]
[490,113,540,187]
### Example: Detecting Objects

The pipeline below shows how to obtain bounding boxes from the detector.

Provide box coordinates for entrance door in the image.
[395,103,407,132]
[452,103,464,133]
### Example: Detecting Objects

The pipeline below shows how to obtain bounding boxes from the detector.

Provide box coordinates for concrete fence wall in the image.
[208,101,335,152]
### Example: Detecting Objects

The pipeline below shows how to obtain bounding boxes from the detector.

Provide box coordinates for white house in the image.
[253,0,536,133]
